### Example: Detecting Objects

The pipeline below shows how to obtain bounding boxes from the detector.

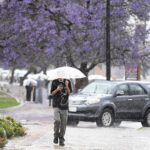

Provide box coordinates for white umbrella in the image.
[34,73,47,80]
[88,74,106,80]
[47,69,59,80]
[23,78,37,86]
[47,66,86,80]
[27,74,37,80]
[27,73,47,80]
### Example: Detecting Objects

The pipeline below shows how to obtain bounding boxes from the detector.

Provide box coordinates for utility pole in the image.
[106,0,111,80]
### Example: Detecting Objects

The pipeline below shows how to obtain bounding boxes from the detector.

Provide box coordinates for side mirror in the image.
[115,90,125,96]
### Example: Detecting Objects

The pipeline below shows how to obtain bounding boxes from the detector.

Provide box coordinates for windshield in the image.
[80,81,116,94]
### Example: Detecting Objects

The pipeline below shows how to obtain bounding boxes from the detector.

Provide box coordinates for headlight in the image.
[85,98,100,105]
[69,95,100,105]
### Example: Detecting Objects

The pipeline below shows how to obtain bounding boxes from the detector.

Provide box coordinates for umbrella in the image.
[23,78,37,86]
[27,74,37,80]
[47,66,86,80]
[34,73,47,80]
[27,73,47,80]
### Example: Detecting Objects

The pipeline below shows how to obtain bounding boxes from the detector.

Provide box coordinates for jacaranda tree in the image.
[0,0,150,88]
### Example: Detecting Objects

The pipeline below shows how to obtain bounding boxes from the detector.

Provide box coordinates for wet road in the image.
[3,120,150,150]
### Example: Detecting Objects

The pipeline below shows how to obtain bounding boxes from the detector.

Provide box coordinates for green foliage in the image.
[0,119,14,139]
[5,116,26,137]
[14,127,26,136]
[0,97,19,108]
[0,127,7,138]
[0,116,26,148]
[0,127,7,148]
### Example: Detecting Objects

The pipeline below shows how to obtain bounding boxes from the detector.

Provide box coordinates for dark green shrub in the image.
[0,116,26,148]
[0,119,14,139]
[14,127,26,136]
[5,116,26,136]
[0,127,7,148]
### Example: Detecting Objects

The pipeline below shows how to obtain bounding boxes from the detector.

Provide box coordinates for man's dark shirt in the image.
[51,79,71,110]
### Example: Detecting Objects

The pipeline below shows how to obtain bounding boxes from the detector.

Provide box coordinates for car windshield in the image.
[80,81,116,94]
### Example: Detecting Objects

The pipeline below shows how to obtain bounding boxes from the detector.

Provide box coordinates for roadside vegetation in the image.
[0,116,26,148]
[0,91,19,108]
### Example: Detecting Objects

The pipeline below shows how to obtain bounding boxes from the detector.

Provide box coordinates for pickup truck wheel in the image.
[141,110,150,127]
[96,109,114,127]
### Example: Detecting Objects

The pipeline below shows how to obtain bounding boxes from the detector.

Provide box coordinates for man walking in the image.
[25,82,33,102]
[51,78,72,146]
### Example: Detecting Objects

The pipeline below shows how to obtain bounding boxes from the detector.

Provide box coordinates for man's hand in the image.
[57,85,63,91]
[51,85,63,96]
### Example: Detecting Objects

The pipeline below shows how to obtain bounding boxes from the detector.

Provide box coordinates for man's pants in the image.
[53,108,68,142]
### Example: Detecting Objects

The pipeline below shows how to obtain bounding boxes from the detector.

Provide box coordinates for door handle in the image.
[128,99,133,101]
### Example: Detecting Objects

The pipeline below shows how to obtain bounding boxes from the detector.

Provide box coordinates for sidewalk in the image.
[1,84,95,150]
[1,84,97,150]
[0,84,55,150]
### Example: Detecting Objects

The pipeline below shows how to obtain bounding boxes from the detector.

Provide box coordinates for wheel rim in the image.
[147,113,150,126]
[102,112,112,126]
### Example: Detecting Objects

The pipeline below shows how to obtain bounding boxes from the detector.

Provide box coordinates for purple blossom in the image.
[0,0,150,69]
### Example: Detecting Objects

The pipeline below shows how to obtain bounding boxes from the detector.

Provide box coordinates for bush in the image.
[14,127,26,136]
[0,116,26,148]
[5,116,26,136]
[0,116,26,138]
[0,119,14,139]
[0,127,7,148]
[0,127,7,138]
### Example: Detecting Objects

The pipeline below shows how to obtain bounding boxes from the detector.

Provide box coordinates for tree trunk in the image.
[19,66,37,86]
[74,62,89,92]
[42,66,47,75]
[9,67,15,84]
[19,71,32,86]
[75,77,88,93]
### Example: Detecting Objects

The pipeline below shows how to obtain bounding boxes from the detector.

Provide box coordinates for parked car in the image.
[139,81,150,90]
[68,80,150,127]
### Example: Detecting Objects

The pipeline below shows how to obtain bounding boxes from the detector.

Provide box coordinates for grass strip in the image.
[0,97,19,108]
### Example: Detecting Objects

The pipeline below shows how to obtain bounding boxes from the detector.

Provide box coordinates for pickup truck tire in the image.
[96,108,114,127]
[141,109,150,127]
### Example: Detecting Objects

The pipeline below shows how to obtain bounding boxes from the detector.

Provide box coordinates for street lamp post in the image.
[106,0,111,80]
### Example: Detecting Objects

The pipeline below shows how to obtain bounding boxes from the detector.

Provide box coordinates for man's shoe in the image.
[53,138,58,144]
[59,141,65,146]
